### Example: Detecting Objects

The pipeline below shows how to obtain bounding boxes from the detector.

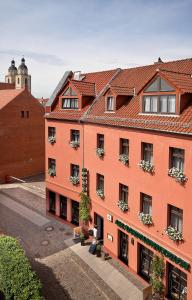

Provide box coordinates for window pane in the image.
[107,97,114,111]
[144,77,160,92]
[160,78,175,92]
[144,97,150,112]
[168,96,176,113]
[160,95,167,113]
[151,96,158,112]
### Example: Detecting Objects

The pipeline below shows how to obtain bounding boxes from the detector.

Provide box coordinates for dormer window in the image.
[142,76,176,114]
[106,97,114,111]
[62,98,78,109]
[143,95,176,114]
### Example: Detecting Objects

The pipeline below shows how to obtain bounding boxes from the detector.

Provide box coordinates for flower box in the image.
[139,160,154,173]
[70,140,80,148]
[119,154,129,165]
[165,226,183,241]
[96,148,105,158]
[69,176,80,185]
[48,136,56,144]
[168,167,187,184]
[117,200,128,212]
[139,212,153,225]
[48,168,56,177]
[96,189,104,198]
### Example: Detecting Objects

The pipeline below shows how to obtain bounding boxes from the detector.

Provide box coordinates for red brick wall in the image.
[0,90,45,183]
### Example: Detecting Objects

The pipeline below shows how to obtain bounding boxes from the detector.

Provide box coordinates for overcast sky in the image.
[0,0,192,98]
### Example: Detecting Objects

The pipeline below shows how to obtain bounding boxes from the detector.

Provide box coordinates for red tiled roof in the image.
[109,85,135,96]
[0,82,14,90]
[46,58,192,135]
[0,89,23,110]
[82,69,118,95]
[71,80,95,96]
[46,104,90,120]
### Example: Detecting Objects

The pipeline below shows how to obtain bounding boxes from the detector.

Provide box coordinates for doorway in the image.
[118,230,128,265]
[168,264,187,300]
[49,191,56,214]
[94,213,104,243]
[60,196,67,219]
[71,200,79,225]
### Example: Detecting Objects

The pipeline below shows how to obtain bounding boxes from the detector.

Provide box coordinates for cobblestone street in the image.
[0,180,121,300]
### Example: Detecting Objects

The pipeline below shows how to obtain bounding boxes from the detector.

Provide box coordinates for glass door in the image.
[94,213,104,243]
[71,200,79,225]
[118,230,128,265]
[49,191,56,214]
[60,196,67,219]
[139,244,153,282]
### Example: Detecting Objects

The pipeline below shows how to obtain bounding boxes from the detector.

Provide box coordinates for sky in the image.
[0,0,192,98]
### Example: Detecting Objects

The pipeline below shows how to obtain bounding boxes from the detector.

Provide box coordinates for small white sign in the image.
[107,213,113,222]
[107,234,113,242]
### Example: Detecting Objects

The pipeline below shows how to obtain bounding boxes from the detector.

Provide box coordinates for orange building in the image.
[0,59,45,183]
[45,58,192,299]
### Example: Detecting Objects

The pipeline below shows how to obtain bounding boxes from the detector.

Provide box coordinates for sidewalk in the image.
[69,242,151,300]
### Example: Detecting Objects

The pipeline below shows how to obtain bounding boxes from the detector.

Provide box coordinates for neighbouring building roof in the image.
[0,89,24,110]
[46,58,192,135]
[0,82,14,90]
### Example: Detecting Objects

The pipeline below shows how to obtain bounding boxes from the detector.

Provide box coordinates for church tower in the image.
[5,60,18,84]
[15,58,31,92]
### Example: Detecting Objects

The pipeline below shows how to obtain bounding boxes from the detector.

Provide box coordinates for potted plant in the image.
[96,189,104,199]
[70,140,80,149]
[119,154,129,165]
[138,160,154,173]
[69,176,80,185]
[48,168,56,177]
[117,200,128,212]
[168,167,187,184]
[96,244,101,257]
[80,232,86,246]
[165,226,183,242]
[48,136,56,144]
[96,148,105,158]
[139,212,153,225]
[150,255,165,300]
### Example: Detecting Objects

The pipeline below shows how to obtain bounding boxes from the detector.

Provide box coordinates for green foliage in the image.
[150,255,165,297]
[80,231,85,240]
[152,255,164,278]
[0,236,42,300]
[79,192,90,223]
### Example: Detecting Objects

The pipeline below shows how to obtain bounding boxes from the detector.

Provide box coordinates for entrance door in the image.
[60,196,67,219]
[139,244,153,282]
[71,200,79,225]
[118,230,128,265]
[49,191,56,214]
[94,213,104,243]
[168,264,187,300]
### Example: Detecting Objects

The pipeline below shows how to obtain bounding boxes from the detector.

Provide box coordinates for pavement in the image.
[0,174,151,300]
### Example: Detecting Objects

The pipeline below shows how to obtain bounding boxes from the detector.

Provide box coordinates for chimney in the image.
[154,57,164,64]
[73,71,82,81]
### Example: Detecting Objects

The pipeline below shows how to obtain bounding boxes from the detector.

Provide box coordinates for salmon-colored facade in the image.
[45,59,192,299]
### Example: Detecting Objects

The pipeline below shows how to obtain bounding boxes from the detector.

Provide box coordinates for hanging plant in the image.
[96,189,104,199]
[48,168,56,176]
[117,200,128,212]
[138,160,154,173]
[168,167,187,184]
[70,140,80,149]
[96,148,105,158]
[119,154,129,165]
[48,136,56,144]
[165,226,183,242]
[69,176,80,185]
[139,212,153,225]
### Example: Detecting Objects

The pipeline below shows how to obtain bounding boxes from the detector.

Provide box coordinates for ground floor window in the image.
[49,191,56,214]
[71,200,79,225]
[168,264,187,300]
[60,195,67,219]
[139,244,153,282]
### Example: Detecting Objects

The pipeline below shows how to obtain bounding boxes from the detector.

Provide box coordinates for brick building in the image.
[45,58,192,299]
[0,59,45,183]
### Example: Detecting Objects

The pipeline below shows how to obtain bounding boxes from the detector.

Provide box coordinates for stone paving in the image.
[0,178,151,300]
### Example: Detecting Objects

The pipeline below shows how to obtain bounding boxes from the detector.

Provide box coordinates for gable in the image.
[62,86,77,96]
[144,76,175,93]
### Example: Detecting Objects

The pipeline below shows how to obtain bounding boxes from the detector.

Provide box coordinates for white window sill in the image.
[139,113,179,117]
